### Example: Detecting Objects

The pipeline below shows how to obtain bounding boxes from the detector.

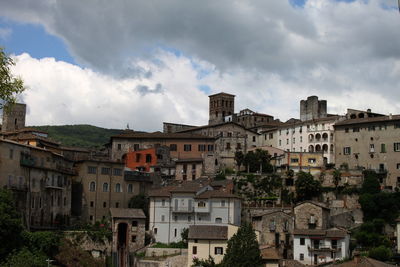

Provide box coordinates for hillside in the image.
[31,124,126,148]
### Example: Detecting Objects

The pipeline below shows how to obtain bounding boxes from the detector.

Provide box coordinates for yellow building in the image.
[187,224,239,266]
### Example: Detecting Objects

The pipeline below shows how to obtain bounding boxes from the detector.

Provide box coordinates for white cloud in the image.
[2,0,400,130]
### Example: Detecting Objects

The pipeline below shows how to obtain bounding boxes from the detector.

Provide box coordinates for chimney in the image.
[367,108,371,113]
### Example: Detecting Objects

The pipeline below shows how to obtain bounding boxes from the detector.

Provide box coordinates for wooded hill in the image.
[31,124,125,149]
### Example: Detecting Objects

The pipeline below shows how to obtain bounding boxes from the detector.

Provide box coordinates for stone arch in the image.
[308,145,314,152]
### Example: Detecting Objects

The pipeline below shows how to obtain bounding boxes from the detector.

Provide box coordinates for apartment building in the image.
[73,160,153,223]
[334,114,400,189]
[0,139,74,229]
[148,180,241,244]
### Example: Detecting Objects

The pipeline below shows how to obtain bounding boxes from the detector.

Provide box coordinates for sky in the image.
[0,0,399,131]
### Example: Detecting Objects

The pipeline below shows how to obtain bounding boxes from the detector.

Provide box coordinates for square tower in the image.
[2,103,26,133]
[208,92,235,125]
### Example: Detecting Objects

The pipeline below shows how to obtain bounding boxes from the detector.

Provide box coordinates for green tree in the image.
[333,169,341,188]
[255,174,282,197]
[0,47,25,110]
[181,228,189,247]
[295,171,322,202]
[234,151,245,171]
[0,189,23,259]
[221,223,262,267]
[361,170,381,195]
[0,248,47,267]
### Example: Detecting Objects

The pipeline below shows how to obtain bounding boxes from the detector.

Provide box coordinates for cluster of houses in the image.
[1,91,400,267]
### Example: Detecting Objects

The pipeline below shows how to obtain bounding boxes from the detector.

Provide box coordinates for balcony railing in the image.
[172,206,193,213]
[308,246,341,252]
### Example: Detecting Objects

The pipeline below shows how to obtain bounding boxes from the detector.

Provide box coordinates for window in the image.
[368,126,376,131]
[286,139,289,145]
[300,253,304,261]
[308,158,316,164]
[227,132,232,137]
[293,138,295,144]
[133,144,139,151]
[170,144,177,151]
[397,163,400,170]
[136,154,141,162]
[117,144,121,150]
[192,246,197,255]
[184,144,192,151]
[115,183,122,192]
[215,247,223,255]
[188,216,191,222]
[90,215,93,221]
[353,127,360,132]
[252,136,256,142]
[215,218,222,223]
[198,144,206,151]
[279,140,281,146]
[9,149,13,159]
[88,166,97,174]
[90,201,94,207]
[127,184,133,193]
[145,154,152,163]
[331,239,338,249]
[291,158,299,163]
[381,144,386,153]
[236,143,241,149]
[208,144,214,151]
[174,228,177,237]
[103,202,107,208]
[131,235,137,242]
[116,202,119,208]
[89,181,96,192]
[226,142,231,149]
[162,199,165,206]
[103,182,109,192]
[198,201,206,207]
[161,215,165,222]
[394,143,400,152]
[221,200,226,207]
[113,168,122,176]
[345,128,349,133]
[300,136,303,143]
[300,238,305,245]
[343,147,351,155]
[101,167,110,175]
[370,144,375,153]
[154,228,158,234]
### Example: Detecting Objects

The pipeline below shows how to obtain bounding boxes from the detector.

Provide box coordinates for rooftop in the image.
[335,114,400,127]
[188,225,228,240]
[110,208,146,219]
[111,131,215,140]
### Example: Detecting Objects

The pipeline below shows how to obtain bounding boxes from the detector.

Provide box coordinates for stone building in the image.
[252,210,294,259]
[208,92,235,125]
[177,121,259,169]
[72,160,153,223]
[293,201,350,266]
[300,96,327,122]
[1,103,26,132]
[110,208,146,267]
[334,114,400,189]
[148,180,241,244]
[0,139,74,229]
[235,108,275,130]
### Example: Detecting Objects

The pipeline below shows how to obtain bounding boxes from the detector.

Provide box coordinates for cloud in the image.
[2,0,400,130]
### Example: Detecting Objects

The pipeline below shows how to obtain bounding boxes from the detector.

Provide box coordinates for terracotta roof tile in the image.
[334,115,400,127]
[110,208,146,219]
[188,225,228,240]
[112,131,215,140]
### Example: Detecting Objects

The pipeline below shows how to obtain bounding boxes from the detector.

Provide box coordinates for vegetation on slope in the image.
[31,124,125,148]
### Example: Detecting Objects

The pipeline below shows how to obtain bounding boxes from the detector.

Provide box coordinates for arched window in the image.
[322,144,328,152]
[89,181,96,192]
[322,133,328,141]
[115,183,122,193]
[308,145,314,153]
[215,218,222,223]
[309,134,314,141]
[315,144,321,152]
[103,182,109,192]
[315,133,321,141]
[127,184,133,193]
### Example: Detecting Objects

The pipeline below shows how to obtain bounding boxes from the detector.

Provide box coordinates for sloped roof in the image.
[109,208,146,219]
[208,92,235,97]
[295,200,330,210]
[260,247,281,260]
[334,115,400,127]
[293,228,348,238]
[111,131,215,140]
[188,225,228,240]
[195,190,240,199]
[334,257,397,267]
[177,121,258,134]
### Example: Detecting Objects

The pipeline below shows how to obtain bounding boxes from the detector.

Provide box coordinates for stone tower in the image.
[208,92,235,125]
[2,103,26,133]
[300,96,327,122]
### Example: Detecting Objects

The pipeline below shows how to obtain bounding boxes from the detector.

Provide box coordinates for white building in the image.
[148,180,241,244]
[293,228,350,265]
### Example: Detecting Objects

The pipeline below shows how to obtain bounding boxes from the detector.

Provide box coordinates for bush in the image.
[0,248,47,267]
[368,246,393,262]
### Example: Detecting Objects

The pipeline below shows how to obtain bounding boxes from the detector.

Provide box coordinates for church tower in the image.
[208,92,235,125]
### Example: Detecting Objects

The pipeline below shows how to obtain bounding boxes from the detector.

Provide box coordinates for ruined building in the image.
[300,96,327,122]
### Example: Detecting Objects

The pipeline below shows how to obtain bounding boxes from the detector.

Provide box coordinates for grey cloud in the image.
[136,83,163,96]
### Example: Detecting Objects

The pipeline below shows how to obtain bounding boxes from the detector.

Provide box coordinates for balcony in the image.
[172,206,193,213]
[194,206,210,213]
[20,157,35,167]
[308,246,341,252]
[8,183,28,191]
[45,184,64,190]
[55,164,77,175]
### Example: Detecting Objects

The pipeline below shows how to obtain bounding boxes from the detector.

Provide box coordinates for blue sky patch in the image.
[0,17,74,64]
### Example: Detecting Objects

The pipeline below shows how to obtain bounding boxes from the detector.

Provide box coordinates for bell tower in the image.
[208,92,235,125]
